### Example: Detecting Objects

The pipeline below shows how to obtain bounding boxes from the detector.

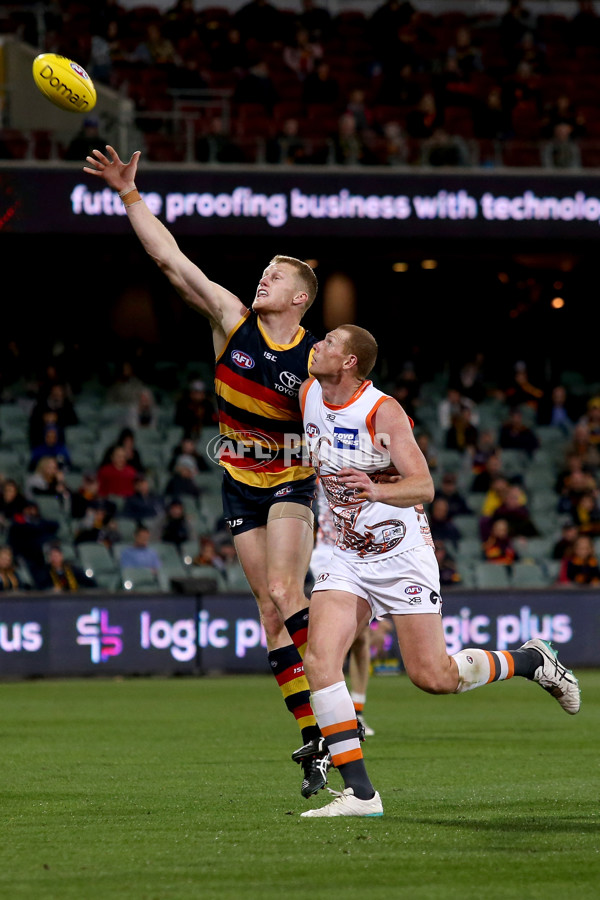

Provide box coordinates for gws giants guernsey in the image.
[302,378,433,560]
[215,309,317,489]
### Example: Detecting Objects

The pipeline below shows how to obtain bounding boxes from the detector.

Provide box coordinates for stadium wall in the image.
[1,589,598,677]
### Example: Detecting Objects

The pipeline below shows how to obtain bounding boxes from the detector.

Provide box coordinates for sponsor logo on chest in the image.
[333,427,359,449]
[275,371,302,396]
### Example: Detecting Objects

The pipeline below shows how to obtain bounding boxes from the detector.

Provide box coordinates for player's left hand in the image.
[337,467,379,501]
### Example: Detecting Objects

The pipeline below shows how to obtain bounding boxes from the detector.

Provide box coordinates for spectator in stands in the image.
[161,498,193,548]
[209,27,250,75]
[421,127,471,167]
[541,93,586,141]
[123,387,159,432]
[479,474,514,521]
[381,120,410,167]
[37,541,97,592]
[488,483,539,540]
[537,384,576,434]
[164,455,203,502]
[73,504,122,549]
[70,473,116,522]
[122,473,165,522]
[475,86,511,142]
[499,0,536,63]
[542,122,582,170]
[434,539,463,586]
[552,518,580,561]
[469,430,499,483]
[64,116,110,161]
[267,117,310,166]
[482,517,519,566]
[563,422,600,473]
[0,479,28,526]
[28,425,72,472]
[557,467,597,519]
[167,436,209,474]
[302,61,340,106]
[119,524,162,574]
[97,446,138,498]
[25,457,71,510]
[233,60,279,114]
[283,25,323,79]
[28,383,78,447]
[174,380,217,438]
[0,545,29,592]
[196,116,244,164]
[165,0,198,45]
[132,21,181,71]
[577,396,600,446]
[471,452,506,495]
[100,427,145,473]
[191,534,227,575]
[444,401,479,452]
[503,360,544,411]
[406,92,441,140]
[331,112,371,166]
[498,407,540,459]
[106,360,146,405]
[435,472,473,519]
[447,25,483,79]
[7,500,60,584]
[438,386,479,433]
[570,489,600,538]
[429,497,462,551]
[557,533,600,586]
[414,429,439,472]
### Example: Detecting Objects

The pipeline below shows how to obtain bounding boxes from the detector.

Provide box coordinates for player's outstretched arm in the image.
[337,399,434,507]
[83,145,245,334]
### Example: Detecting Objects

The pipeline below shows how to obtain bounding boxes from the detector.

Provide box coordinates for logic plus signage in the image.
[1,591,599,677]
[4,168,600,239]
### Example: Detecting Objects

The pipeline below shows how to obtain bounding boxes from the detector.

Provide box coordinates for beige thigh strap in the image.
[267,501,314,528]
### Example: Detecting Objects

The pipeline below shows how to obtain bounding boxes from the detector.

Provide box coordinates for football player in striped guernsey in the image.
[84,146,329,796]
[299,324,580,818]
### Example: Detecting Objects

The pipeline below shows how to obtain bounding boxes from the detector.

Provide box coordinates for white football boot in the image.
[521,638,581,715]
[301,787,383,818]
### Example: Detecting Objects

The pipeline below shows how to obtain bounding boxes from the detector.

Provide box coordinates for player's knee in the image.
[408,665,454,695]
[267,575,297,608]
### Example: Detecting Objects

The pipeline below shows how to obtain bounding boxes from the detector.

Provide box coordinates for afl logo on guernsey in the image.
[231,350,255,369]
[306,423,320,437]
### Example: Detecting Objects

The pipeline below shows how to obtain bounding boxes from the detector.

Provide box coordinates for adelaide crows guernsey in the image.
[215,310,317,489]
[302,377,433,560]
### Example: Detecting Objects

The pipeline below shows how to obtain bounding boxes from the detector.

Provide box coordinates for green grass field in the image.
[1,671,598,900]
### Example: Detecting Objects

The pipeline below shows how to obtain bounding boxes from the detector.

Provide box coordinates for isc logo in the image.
[231,350,255,369]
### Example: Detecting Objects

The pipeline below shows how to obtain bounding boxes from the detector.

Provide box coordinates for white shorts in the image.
[311,544,442,620]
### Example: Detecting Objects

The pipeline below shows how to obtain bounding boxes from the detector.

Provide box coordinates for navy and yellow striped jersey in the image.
[215,310,317,489]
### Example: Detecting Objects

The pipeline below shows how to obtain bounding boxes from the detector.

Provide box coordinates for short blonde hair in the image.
[338,325,378,380]
[270,255,318,311]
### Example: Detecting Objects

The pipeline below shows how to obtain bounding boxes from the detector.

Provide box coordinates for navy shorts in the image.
[222,471,317,536]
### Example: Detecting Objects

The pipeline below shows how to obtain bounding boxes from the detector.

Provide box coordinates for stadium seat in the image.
[224,562,250,592]
[452,515,480,540]
[511,561,549,588]
[187,564,227,591]
[121,566,164,592]
[473,562,511,589]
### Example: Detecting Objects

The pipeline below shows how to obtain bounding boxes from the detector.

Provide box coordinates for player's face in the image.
[252,262,301,312]
[310,329,349,377]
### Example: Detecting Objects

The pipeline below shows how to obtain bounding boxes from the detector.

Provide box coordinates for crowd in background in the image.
[1,338,600,594]
[2,0,600,166]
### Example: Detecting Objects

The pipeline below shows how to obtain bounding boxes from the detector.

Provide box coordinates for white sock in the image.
[453,648,515,693]
[312,681,362,767]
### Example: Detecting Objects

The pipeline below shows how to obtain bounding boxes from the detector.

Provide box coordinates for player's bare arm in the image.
[83,146,246,347]
[337,398,434,506]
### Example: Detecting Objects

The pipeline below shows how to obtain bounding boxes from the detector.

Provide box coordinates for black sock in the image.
[337,759,375,801]
[510,647,544,679]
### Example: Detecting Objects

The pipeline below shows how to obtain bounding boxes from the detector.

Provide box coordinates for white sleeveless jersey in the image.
[302,378,433,561]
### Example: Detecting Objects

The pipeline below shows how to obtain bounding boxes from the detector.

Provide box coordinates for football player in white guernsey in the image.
[298,325,580,819]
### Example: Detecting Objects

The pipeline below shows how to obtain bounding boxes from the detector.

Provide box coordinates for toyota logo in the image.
[279,371,302,390]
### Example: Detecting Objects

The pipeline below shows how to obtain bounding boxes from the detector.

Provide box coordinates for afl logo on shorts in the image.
[316,572,329,583]
[404,585,422,596]
[274,486,293,497]
[231,350,255,369]
[306,422,320,437]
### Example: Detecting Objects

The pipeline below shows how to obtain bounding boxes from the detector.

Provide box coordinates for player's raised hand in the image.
[83,145,141,193]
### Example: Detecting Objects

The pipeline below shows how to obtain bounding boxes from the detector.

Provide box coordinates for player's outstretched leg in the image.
[520,638,581,714]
